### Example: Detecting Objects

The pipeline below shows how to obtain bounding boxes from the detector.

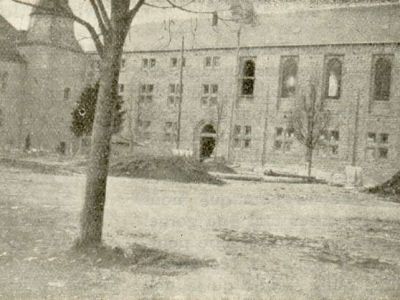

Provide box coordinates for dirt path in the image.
[0,166,399,299]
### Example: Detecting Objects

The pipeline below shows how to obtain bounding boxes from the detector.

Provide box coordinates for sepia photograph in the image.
[0,0,400,298]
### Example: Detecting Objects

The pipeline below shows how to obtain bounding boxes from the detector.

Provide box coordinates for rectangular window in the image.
[213,56,220,67]
[380,133,389,144]
[170,57,186,68]
[365,131,389,160]
[121,58,126,69]
[171,57,178,68]
[63,87,70,101]
[119,84,124,94]
[167,83,182,107]
[280,56,298,98]
[138,120,151,140]
[142,58,156,69]
[367,132,376,143]
[318,130,340,156]
[274,127,294,152]
[205,56,212,68]
[139,84,154,104]
[372,55,393,101]
[142,58,148,69]
[201,84,218,106]
[233,124,252,149]
[240,58,256,96]
[204,56,220,68]
[324,56,343,99]
[164,121,177,143]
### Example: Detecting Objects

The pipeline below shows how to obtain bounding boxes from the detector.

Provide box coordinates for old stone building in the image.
[102,3,400,174]
[0,0,88,154]
[1,1,400,174]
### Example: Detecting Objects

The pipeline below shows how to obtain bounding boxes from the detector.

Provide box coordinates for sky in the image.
[0,0,229,29]
[0,0,226,50]
[0,0,392,50]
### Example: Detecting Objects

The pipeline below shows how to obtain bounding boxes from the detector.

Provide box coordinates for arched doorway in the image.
[200,124,216,160]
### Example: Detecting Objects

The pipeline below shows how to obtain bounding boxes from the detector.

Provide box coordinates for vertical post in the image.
[261,88,269,166]
[176,36,184,149]
[227,26,241,162]
[351,91,361,166]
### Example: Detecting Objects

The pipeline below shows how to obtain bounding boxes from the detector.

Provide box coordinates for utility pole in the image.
[227,26,241,162]
[176,35,184,149]
[351,91,361,166]
[261,88,269,166]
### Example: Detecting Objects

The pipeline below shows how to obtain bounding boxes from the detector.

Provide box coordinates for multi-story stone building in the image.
[1,1,400,176]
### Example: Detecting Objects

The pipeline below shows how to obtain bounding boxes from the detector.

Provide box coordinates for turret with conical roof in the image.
[23,0,82,52]
[30,0,73,16]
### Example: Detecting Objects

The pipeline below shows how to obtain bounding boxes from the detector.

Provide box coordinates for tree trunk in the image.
[79,45,122,247]
[306,146,313,179]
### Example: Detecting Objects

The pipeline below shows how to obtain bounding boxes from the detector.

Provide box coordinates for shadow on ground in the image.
[0,199,215,299]
[216,228,398,272]
[70,242,216,276]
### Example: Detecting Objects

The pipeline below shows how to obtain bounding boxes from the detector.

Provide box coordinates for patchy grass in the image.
[217,229,399,273]
[1,165,400,299]
[0,199,214,299]
[217,229,305,246]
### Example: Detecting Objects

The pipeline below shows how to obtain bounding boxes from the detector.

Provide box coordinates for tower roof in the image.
[30,0,73,17]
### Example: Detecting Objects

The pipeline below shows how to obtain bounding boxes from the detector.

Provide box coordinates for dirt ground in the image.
[1,165,400,299]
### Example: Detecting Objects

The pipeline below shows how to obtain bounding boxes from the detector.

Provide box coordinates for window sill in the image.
[239,96,254,101]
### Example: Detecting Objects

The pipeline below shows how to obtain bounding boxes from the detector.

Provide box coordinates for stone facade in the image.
[109,42,400,173]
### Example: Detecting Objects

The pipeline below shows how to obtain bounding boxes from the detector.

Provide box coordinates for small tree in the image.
[214,98,226,161]
[289,81,330,178]
[71,82,125,138]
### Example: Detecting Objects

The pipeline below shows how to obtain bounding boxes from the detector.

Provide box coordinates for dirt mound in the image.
[109,156,224,185]
[367,171,400,196]
[202,161,236,174]
[0,158,72,175]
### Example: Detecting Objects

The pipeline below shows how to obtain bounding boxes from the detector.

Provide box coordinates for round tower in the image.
[18,0,89,153]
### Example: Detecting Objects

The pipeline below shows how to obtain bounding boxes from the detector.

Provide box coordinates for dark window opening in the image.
[57,141,66,155]
[241,59,256,96]
[325,58,342,99]
[1,72,8,91]
[374,57,392,101]
[281,57,298,98]
[171,57,178,67]
[64,87,70,101]
[139,84,154,104]
[233,124,252,149]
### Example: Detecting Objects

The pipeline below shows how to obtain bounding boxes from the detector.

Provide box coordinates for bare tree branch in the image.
[95,0,113,30]
[144,0,235,22]
[89,0,109,37]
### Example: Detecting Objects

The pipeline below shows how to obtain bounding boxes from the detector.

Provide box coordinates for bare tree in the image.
[288,81,331,179]
[13,0,239,248]
[214,98,226,160]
